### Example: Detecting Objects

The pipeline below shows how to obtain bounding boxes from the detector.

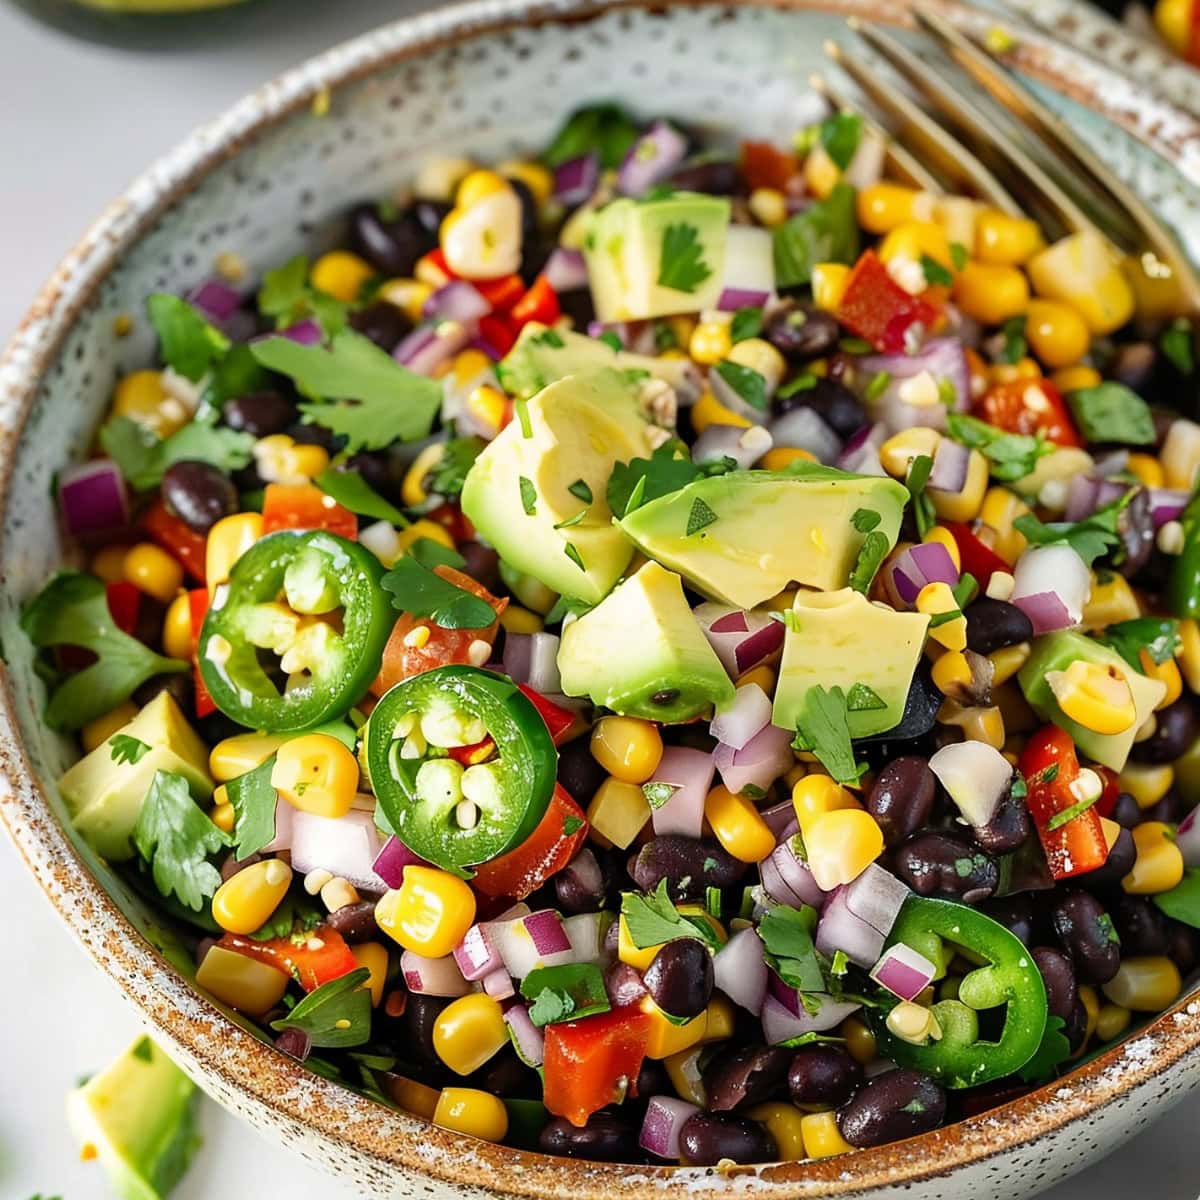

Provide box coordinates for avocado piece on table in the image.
[618,466,908,609]
[557,560,735,721]
[772,588,931,737]
[58,691,213,862]
[1018,630,1166,770]
[584,192,730,321]
[461,369,656,604]
[67,1034,201,1200]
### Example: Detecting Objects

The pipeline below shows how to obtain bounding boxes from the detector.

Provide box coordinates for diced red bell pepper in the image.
[221,925,359,992]
[836,250,938,354]
[105,581,141,636]
[261,483,358,540]
[1018,725,1110,880]
[415,248,455,289]
[945,522,1013,590]
[140,500,207,584]
[475,273,527,313]
[188,588,216,719]
[510,275,561,328]
[972,378,1082,448]
[739,141,800,192]
[518,685,576,746]
[477,313,519,358]
[542,1007,652,1127]
[472,784,588,901]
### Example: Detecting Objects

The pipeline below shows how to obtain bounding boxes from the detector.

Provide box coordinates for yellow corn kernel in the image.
[433,993,509,1075]
[801,1111,853,1159]
[433,1087,509,1142]
[988,356,1043,387]
[704,785,776,863]
[1051,365,1103,393]
[402,442,447,507]
[1123,822,1184,894]
[748,187,788,228]
[932,650,973,695]
[761,447,816,471]
[640,994,708,1059]
[587,777,651,850]
[940,700,1007,749]
[690,390,751,433]
[664,1046,707,1106]
[211,801,236,834]
[976,487,1029,566]
[1156,0,1192,51]
[90,544,130,585]
[1028,231,1135,335]
[1046,660,1137,735]
[113,369,190,438]
[1122,452,1164,490]
[209,733,287,782]
[206,513,265,587]
[375,866,477,958]
[1100,816,1123,854]
[689,321,733,366]
[953,262,1030,325]
[465,384,507,435]
[1119,762,1175,810]
[803,143,841,199]
[80,701,140,753]
[377,278,434,325]
[456,169,509,208]
[975,210,1044,266]
[395,518,455,557]
[747,1102,807,1161]
[879,427,942,479]
[792,773,858,834]
[1096,1002,1131,1042]
[727,337,787,395]
[271,734,358,819]
[122,543,183,605]
[879,221,953,270]
[1180,619,1200,695]
[254,434,330,486]
[389,1075,441,1120]
[322,876,361,913]
[1102,955,1182,1012]
[811,262,851,312]
[500,605,543,635]
[591,716,663,784]
[311,251,375,302]
[989,642,1031,687]
[840,1015,877,1065]
[161,592,194,661]
[737,665,776,694]
[500,159,554,206]
[856,184,933,235]
[702,995,736,1043]
[922,526,962,571]
[1024,300,1090,369]
[804,808,884,892]
[195,944,290,1016]
[1138,652,1183,710]
[1081,572,1141,630]
[917,582,967,651]
[212,859,293,935]
[618,913,665,972]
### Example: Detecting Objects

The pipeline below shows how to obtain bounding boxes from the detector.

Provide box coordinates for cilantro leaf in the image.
[519,476,538,516]
[521,963,609,1027]
[731,306,764,343]
[713,361,767,411]
[950,242,969,271]
[998,315,1027,365]
[658,223,713,293]
[408,539,467,571]
[906,455,936,538]
[920,255,953,287]
[1161,318,1195,376]
[380,559,496,629]
[562,814,585,837]
[687,497,718,536]
[944,412,1053,483]
[21,572,187,731]
[109,734,151,765]
[792,685,866,785]
[247,888,323,942]
[1017,1014,1072,1083]
[643,781,679,810]
[772,183,859,289]
[226,755,279,862]
[1153,867,1200,929]
[271,968,372,1048]
[621,879,721,949]
[568,479,594,504]
[759,905,824,993]
[564,542,586,572]
[544,594,595,625]
[846,681,886,712]
[146,293,230,382]
[1013,493,1130,568]
[848,530,890,594]
[428,437,485,499]
[543,103,638,170]
[251,330,441,452]
[133,770,231,911]
[258,254,350,334]
[851,508,881,532]
[527,987,574,1026]
[315,469,409,526]
[1066,382,1155,445]
[1096,617,1180,673]
[100,415,255,491]
[606,439,704,518]
[819,111,863,171]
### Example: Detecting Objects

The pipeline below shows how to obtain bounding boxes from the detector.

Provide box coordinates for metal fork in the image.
[818,3,1200,321]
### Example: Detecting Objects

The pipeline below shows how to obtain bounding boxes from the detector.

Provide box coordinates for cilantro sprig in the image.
[1013,492,1132,568]
[109,734,151,765]
[381,559,496,629]
[606,439,733,519]
[226,755,280,862]
[658,223,712,293]
[944,413,1052,483]
[146,293,230,382]
[791,685,867,785]
[100,415,255,491]
[621,879,722,950]
[1096,617,1180,673]
[758,905,824,993]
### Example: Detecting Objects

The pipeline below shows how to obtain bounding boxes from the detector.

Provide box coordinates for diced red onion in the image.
[400,950,471,996]
[1011,544,1089,633]
[815,887,887,968]
[1063,475,1129,523]
[454,923,504,981]
[372,835,429,889]
[394,325,437,365]
[928,436,970,493]
[423,280,491,324]
[761,993,859,1043]
[289,807,388,893]
[606,962,648,1008]
[502,632,562,694]
[769,406,843,464]
[837,421,887,475]
[554,153,599,206]
[716,225,776,312]
[187,278,243,322]
[695,604,786,678]
[504,1004,545,1067]
[618,121,689,197]
[1092,449,1130,477]
[1176,805,1200,867]
[559,847,604,903]
[398,322,472,377]
[710,683,773,751]
[761,836,826,910]
[649,747,715,838]
[491,910,575,978]
[639,1096,700,1159]
[1149,488,1191,528]
[524,909,572,955]
[759,801,797,841]
[712,926,769,1015]
[543,247,589,293]
[710,610,749,635]
[870,943,937,1001]
[482,968,516,1000]
[717,286,771,312]
[57,458,129,539]
[882,541,960,610]
[859,337,969,432]
[843,863,910,937]
[929,741,1013,828]
[262,798,293,856]
[713,723,794,796]
[768,969,809,1016]
[1011,590,1074,636]
[691,423,773,471]
[277,318,323,346]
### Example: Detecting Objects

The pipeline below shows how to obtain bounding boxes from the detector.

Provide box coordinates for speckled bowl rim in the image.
[2,0,1200,1195]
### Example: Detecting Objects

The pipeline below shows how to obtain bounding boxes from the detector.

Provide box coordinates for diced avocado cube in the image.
[584,193,730,321]
[58,692,214,861]
[618,467,909,609]
[557,561,735,721]
[461,369,655,603]
[68,1035,201,1200]
[772,588,930,737]
[1018,631,1166,770]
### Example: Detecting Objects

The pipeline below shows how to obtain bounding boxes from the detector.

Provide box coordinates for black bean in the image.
[348,300,412,351]
[287,421,340,451]
[402,994,448,1066]
[763,301,841,365]
[220,851,260,883]
[668,158,739,195]
[1144,789,1184,824]
[1118,487,1155,579]
[556,737,608,807]
[133,671,194,717]
[1106,342,1158,394]
[161,460,239,535]
[635,1059,671,1101]
[1110,792,1142,829]
[981,895,1041,947]
[1082,826,1136,888]
[326,899,379,944]
[539,1111,640,1162]
[472,1047,541,1099]
[787,1044,863,1107]
[222,390,296,437]
[1109,894,1168,957]
[837,1069,946,1148]
[1050,891,1121,985]
[964,599,1034,656]
[555,847,609,914]
[772,379,866,445]
[644,940,714,1020]
[678,1112,776,1165]
[703,1044,791,1112]
[340,450,395,498]
[1031,946,1078,1022]
[971,783,1032,855]
[1165,919,1200,976]
[628,836,747,902]
[867,757,936,849]
[558,288,596,332]
[457,541,502,594]
[893,832,998,904]
[348,202,440,276]
[1063,998,1089,1051]
[1134,697,1200,763]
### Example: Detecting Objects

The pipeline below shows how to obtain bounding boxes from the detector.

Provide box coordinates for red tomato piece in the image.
[972,378,1082,448]
[221,924,359,992]
[510,276,561,328]
[836,251,938,354]
[739,141,799,192]
[543,1008,652,1128]
[424,502,475,544]
[105,581,141,636]
[140,500,207,583]
[261,483,358,539]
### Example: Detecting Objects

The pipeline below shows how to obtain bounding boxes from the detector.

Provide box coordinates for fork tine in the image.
[809,73,945,194]
[912,3,1200,316]
[823,38,1020,214]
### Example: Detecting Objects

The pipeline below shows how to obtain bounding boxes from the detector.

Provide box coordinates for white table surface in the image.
[1,3,1198,1197]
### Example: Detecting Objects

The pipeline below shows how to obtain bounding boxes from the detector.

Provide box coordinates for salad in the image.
[25,100,1200,1169]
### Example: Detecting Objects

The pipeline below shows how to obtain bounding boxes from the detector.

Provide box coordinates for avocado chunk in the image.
[498,323,699,401]
[558,560,735,721]
[1018,631,1166,770]
[68,1035,201,1200]
[462,369,656,604]
[58,692,213,862]
[618,466,909,609]
[773,588,931,737]
[584,192,730,321]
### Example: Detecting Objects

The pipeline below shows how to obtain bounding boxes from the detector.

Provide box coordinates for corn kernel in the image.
[917,582,967,651]
[161,592,195,661]
[212,858,293,935]
[803,808,884,891]
[1096,1002,1131,1042]
[748,187,787,228]
[701,995,736,1043]
[952,261,1029,326]
[989,642,1031,686]
[886,1000,941,1045]
[395,518,455,556]
[1051,365,1103,393]
[932,650,973,695]
[90,544,130,585]
[800,1111,853,1159]
[879,221,953,271]
[321,876,361,913]
[81,701,140,753]
[206,513,265,587]
[1140,651,1183,710]
[761,447,816,471]
[857,184,935,234]
[690,390,751,433]
[1180,619,1200,694]
[1046,660,1137,735]
[1123,821,1184,894]
[1024,300,1090,369]
[377,278,434,324]
[880,427,942,479]
[211,801,236,834]
[195,944,289,1016]
[975,210,1044,266]
[929,450,989,523]
[1102,955,1182,1012]
[1164,418,1200,494]
[840,1015,876,1065]
[465,384,507,435]
[1126,452,1166,489]
[704,785,776,863]
[726,338,786,396]
[123,543,183,605]
[389,1075,440,1119]
[803,143,841,199]
[113,369,189,438]
[272,733,359,818]
[1119,762,1175,810]
[376,866,476,958]
[209,732,287,782]
[811,262,851,312]
[737,665,776,693]
[433,1087,508,1141]
[591,716,663,783]
[401,442,446,508]
[792,774,858,834]
[253,434,330,486]
[747,1103,807,1161]
[311,251,375,302]
[433,993,509,1075]
[689,321,733,366]
[499,605,543,635]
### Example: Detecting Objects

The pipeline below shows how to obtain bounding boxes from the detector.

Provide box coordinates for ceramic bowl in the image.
[3,2,1200,1196]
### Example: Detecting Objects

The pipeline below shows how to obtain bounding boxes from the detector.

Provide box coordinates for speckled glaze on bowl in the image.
[2,2,1200,1197]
